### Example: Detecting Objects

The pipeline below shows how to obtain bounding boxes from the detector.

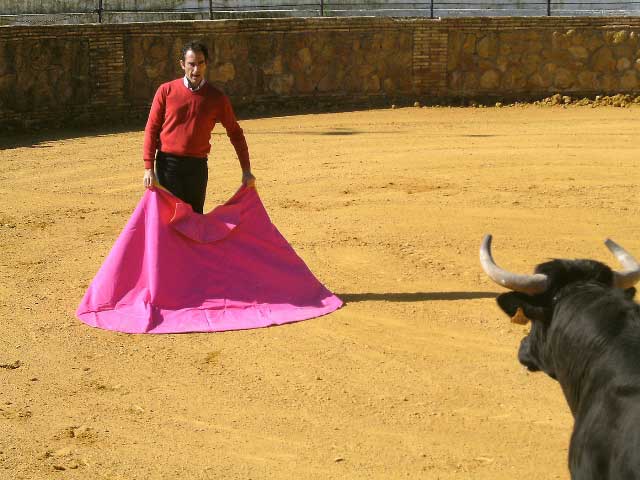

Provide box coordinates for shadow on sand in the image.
[0,123,145,150]
[0,123,400,150]
[337,291,497,304]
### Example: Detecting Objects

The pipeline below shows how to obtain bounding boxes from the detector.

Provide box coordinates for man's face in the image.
[180,49,207,86]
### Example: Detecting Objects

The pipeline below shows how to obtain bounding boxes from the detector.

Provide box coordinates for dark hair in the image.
[181,41,209,62]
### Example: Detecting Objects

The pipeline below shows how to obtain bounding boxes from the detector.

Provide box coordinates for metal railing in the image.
[3,1,640,24]
[99,1,640,21]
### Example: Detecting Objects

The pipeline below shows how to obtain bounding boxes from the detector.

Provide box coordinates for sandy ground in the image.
[1,105,639,480]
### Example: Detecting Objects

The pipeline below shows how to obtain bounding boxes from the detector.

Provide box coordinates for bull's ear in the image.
[496,292,548,324]
[623,287,636,300]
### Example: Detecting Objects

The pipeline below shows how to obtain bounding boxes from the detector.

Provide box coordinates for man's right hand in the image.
[143,168,156,189]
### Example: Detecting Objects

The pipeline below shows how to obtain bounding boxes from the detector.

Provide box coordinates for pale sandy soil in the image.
[1,105,639,480]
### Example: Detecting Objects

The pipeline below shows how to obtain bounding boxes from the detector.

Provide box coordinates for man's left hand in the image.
[242,171,256,187]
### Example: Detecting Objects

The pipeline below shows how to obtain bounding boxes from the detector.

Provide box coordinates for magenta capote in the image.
[76,185,342,333]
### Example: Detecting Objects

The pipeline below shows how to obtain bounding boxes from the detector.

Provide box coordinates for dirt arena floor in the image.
[1,105,639,479]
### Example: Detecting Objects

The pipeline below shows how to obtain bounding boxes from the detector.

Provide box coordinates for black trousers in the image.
[155,151,208,214]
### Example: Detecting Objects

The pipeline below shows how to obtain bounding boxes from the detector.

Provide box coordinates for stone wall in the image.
[2,17,640,131]
[0,18,416,130]
[447,23,640,96]
[124,27,412,104]
[0,35,94,127]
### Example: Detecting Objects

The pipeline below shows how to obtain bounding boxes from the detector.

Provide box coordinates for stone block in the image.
[612,30,629,45]
[585,33,603,52]
[604,31,616,44]
[496,56,509,73]
[617,58,631,72]
[502,54,522,73]
[479,69,500,90]
[293,72,315,93]
[600,73,619,92]
[498,41,512,57]
[613,44,633,59]
[459,52,477,71]
[499,32,519,46]
[526,39,545,54]
[554,68,575,89]
[522,54,542,76]
[577,71,598,90]
[569,31,585,47]
[478,59,495,71]
[552,31,570,50]
[462,34,476,55]
[447,51,459,72]
[298,48,312,69]
[502,69,527,90]
[268,74,294,95]
[262,56,282,76]
[548,49,574,66]
[144,63,166,80]
[448,70,462,91]
[365,74,381,93]
[527,72,551,89]
[568,46,588,60]
[620,70,638,90]
[477,34,497,59]
[591,46,615,72]
[462,71,478,92]
[211,62,235,83]
[149,43,165,61]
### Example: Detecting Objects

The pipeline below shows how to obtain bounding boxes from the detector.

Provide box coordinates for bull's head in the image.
[479,235,640,378]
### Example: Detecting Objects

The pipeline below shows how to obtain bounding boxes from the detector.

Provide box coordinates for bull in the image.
[479,235,640,479]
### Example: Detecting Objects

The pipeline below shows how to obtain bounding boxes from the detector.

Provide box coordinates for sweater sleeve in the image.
[219,94,251,172]
[143,85,166,169]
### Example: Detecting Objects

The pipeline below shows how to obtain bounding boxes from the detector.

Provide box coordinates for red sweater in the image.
[143,79,250,170]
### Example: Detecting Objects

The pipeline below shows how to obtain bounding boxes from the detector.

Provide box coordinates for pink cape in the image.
[76,185,342,333]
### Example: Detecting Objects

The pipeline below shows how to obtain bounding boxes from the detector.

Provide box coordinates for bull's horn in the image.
[605,239,640,289]
[480,234,549,295]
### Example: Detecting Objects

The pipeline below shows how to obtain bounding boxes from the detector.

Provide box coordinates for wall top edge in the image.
[2,15,640,34]
[0,16,436,31]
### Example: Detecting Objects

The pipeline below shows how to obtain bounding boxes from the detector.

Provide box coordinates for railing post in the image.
[547,0,551,16]
[98,0,103,23]
[430,0,434,18]
[320,0,324,16]
[209,0,214,20]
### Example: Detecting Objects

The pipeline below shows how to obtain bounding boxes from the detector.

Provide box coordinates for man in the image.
[142,41,255,214]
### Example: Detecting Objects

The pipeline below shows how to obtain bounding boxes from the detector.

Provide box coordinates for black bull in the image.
[480,235,640,480]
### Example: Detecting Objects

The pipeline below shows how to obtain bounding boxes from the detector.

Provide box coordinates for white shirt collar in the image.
[183,76,206,91]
